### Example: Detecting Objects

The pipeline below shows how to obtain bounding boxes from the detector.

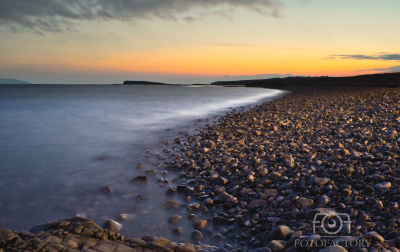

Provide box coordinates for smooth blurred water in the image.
[0,84,282,237]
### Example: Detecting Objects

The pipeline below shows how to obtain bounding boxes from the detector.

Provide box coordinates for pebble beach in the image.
[2,84,400,252]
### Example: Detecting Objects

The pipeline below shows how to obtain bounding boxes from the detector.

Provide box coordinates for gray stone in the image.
[266,240,286,251]
[296,197,313,208]
[263,189,279,198]
[103,220,122,232]
[375,182,391,189]
[266,225,294,241]
[314,177,330,186]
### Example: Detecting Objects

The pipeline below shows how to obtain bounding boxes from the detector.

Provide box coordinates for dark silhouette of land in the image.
[123,80,170,85]
[0,78,32,84]
[211,72,400,89]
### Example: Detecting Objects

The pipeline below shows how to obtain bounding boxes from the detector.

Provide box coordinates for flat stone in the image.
[375,182,391,189]
[314,177,330,186]
[266,225,294,241]
[263,189,279,198]
[162,200,181,210]
[296,197,313,208]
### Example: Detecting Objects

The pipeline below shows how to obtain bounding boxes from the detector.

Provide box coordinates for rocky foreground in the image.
[2,85,400,252]
[152,86,400,252]
[0,217,220,252]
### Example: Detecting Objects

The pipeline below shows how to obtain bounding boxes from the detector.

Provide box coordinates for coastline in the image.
[2,85,400,252]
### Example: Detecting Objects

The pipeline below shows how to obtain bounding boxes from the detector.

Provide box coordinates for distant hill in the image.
[0,78,32,84]
[243,72,400,89]
[123,80,169,85]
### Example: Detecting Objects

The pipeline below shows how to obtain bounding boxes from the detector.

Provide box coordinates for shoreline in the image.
[2,85,400,251]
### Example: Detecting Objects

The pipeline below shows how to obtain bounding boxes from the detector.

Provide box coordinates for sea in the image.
[0,84,283,241]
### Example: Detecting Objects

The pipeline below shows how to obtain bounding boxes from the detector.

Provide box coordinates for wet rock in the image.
[131,175,147,183]
[188,214,198,222]
[145,169,156,175]
[103,219,122,232]
[187,203,201,212]
[190,230,203,241]
[165,188,176,197]
[194,219,207,230]
[162,200,181,210]
[98,186,113,195]
[136,194,148,202]
[172,227,183,236]
[168,215,182,224]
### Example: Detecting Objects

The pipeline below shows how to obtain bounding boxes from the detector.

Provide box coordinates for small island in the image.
[0,78,32,84]
[123,80,170,85]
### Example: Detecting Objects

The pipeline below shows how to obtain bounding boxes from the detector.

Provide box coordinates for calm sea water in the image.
[0,84,282,239]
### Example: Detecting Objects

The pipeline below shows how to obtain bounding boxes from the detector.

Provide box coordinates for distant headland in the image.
[123,80,169,85]
[0,78,32,84]
[211,72,400,89]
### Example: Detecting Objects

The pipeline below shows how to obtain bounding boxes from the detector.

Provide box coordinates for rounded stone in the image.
[194,219,207,230]
[168,215,182,224]
[172,227,183,236]
[190,230,203,241]
[162,200,181,210]
[188,214,198,222]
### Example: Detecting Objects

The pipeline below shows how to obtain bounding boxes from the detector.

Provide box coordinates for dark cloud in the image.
[359,65,400,73]
[0,0,282,32]
[330,53,400,61]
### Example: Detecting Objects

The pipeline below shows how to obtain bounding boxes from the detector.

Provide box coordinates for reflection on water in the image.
[0,84,282,239]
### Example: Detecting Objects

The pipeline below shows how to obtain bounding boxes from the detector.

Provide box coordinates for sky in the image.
[0,0,400,84]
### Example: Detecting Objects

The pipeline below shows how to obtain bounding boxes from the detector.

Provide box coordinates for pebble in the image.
[168,215,182,224]
[98,186,113,195]
[162,200,180,210]
[375,182,391,189]
[194,219,207,230]
[190,230,203,241]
